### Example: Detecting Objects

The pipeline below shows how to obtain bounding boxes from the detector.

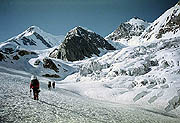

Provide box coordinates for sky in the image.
[0,0,179,41]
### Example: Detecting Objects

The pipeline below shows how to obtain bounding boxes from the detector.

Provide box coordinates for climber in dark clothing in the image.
[30,75,40,100]
[48,81,51,90]
[52,81,55,89]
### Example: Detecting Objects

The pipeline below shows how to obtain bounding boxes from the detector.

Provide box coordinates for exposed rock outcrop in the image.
[140,2,180,42]
[43,58,59,73]
[0,52,5,61]
[50,26,115,61]
[106,17,150,43]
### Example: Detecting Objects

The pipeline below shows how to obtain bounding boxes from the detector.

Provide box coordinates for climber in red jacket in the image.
[30,75,40,100]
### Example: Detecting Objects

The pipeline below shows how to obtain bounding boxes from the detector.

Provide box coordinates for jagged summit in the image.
[66,26,94,38]
[66,26,87,37]
[105,17,150,46]
[49,26,115,61]
[126,17,149,27]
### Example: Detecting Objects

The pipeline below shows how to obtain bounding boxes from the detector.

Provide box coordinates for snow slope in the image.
[1,67,180,123]
[140,2,180,43]
[59,37,180,112]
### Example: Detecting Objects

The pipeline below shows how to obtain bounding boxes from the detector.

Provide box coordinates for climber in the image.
[52,81,55,89]
[48,81,51,90]
[30,75,40,100]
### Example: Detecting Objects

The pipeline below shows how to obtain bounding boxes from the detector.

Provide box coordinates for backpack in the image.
[31,79,39,88]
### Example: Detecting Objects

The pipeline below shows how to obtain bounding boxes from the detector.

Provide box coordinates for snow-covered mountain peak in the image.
[105,17,150,46]
[26,25,42,34]
[15,26,52,39]
[140,1,180,42]
[2,26,65,51]
[66,26,92,38]
[126,17,150,28]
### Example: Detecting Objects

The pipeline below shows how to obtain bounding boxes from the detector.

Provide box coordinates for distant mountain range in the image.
[0,1,180,74]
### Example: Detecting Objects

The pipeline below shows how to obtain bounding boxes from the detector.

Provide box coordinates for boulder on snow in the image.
[13,55,20,60]
[160,60,170,68]
[109,69,127,77]
[137,79,148,86]
[43,58,59,73]
[149,59,159,66]
[0,52,5,61]
[18,50,30,56]
[42,74,60,78]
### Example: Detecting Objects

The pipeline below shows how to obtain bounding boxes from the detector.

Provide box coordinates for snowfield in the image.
[59,37,180,110]
[1,36,180,122]
[0,68,180,123]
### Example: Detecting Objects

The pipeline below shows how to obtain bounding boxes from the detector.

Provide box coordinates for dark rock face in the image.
[18,50,30,56]
[13,55,20,60]
[0,52,5,61]
[107,23,133,40]
[33,32,52,48]
[21,37,36,46]
[43,58,59,73]
[42,74,60,78]
[50,27,115,61]
[0,47,15,54]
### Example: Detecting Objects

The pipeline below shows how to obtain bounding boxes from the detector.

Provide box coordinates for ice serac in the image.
[105,17,150,46]
[140,2,180,42]
[49,26,116,61]
[3,25,64,51]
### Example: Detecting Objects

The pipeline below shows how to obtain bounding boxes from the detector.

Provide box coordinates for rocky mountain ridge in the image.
[140,2,180,42]
[105,17,150,46]
[49,26,116,61]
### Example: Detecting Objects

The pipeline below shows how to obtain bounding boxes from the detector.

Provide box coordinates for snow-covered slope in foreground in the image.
[1,68,180,122]
[59,37,180,112]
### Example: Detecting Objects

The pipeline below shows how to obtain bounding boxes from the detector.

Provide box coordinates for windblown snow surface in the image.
[0,66,180,123]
